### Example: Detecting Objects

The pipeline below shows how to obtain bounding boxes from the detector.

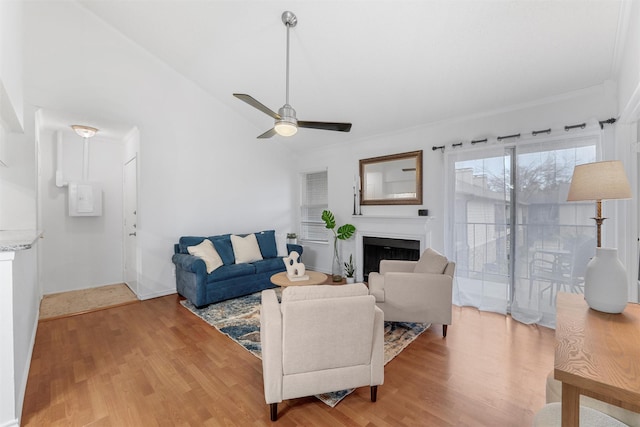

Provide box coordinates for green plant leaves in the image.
[322,209,355,240]
[321,210,336,230]
[337,224,355,240]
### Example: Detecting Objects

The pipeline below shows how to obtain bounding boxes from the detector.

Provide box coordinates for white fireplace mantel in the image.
[351,215,433,282]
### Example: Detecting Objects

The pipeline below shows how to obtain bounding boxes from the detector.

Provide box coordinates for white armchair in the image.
[260,283,384,421]
[368,248,455,337]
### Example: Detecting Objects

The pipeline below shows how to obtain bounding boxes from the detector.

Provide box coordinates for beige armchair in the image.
[368,248,455,337]
[260,283,384,421]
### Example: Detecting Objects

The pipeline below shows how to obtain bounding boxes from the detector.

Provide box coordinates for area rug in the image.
[180,290,429,407]
[39,283,138,321]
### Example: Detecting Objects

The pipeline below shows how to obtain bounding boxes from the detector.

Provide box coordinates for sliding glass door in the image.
[446,134,598,327]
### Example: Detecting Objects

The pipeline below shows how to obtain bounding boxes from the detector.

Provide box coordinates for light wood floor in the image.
[22,294,555,426]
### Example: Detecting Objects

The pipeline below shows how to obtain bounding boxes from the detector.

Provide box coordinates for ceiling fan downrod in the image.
[282,11,297,106]
[276,11,299,136]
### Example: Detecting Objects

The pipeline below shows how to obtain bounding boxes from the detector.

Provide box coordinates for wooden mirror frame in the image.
[359,150,423,205]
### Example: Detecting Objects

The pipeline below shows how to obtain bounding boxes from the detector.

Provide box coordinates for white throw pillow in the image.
[231,233,264,264]
[187,239,224,274]
[413,248,449,274]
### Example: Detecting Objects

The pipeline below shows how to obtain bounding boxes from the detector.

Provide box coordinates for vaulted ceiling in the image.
[73,1,628,145]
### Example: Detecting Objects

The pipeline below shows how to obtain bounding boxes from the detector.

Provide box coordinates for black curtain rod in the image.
[497,133,520,142]
[532,128,551,136]
[564,123,586,131]
[599,118,616,129]
[431,117,617,153]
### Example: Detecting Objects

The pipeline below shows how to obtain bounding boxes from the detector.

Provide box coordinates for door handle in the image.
[129,232,137,236]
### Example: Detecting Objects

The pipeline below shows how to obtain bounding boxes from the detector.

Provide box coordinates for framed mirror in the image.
[359,150,423,205]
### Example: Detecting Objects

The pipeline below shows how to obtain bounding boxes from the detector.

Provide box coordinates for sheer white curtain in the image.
[510,136,598,327]
[445,132,600,327]
[445,145,511,315]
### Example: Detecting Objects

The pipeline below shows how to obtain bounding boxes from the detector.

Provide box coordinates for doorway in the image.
[124,156,138,296]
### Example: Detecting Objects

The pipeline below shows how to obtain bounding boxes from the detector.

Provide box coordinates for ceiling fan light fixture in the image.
[71,125,99,139]
[275,104,298,136]
[274,120,298,137]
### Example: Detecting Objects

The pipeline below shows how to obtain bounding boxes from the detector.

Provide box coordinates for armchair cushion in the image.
[413,248,449,274]
[281,294,375,374]
[282,283,369,302]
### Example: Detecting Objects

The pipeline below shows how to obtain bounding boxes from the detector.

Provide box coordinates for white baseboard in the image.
[0,418,19,427]
[137,288,176,301]
[14,299,40,427]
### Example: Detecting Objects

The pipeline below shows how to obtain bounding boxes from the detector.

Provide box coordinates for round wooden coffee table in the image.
[270,271,328,287]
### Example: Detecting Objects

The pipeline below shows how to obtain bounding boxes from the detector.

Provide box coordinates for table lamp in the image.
[567,160,631,313]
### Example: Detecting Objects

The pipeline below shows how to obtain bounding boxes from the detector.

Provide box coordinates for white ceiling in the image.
[74,0,627,146]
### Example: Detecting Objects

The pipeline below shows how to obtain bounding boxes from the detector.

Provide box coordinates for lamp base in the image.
[584,247,628,314]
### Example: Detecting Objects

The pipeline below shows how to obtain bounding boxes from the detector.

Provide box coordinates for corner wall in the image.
[24,2,296,299]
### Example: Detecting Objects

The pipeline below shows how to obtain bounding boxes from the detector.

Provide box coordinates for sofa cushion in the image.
[231,233,264,264]
[255,230,278,259]
[178,236,206,254]
[210,235,235,265]
[187,239,223,274]
[413,248,449,274]
[253,257,285,274]
[207,263,256,282]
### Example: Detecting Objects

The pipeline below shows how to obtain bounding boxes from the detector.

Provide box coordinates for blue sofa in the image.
[172,230,302,307]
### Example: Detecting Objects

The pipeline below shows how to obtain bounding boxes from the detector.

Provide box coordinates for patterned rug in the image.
[180,289,429,407]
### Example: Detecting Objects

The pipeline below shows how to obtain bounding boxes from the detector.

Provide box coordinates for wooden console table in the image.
[554,292,640,426]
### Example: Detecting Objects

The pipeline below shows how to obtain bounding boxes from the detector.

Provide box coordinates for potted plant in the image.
[344,254,356,284]
[321,210,356,282]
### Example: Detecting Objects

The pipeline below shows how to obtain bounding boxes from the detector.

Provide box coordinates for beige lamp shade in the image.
[567,160,631,201]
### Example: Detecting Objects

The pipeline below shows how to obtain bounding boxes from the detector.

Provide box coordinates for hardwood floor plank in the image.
[22,295,554,426]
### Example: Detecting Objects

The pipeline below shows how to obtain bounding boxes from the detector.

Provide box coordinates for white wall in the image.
[615,0,640,301]
[617,0,640,119]
[24,2,296,298]
[0,0,24,132]
[38,128,124,293]
[0,116,37,230]
[295,84,618,272]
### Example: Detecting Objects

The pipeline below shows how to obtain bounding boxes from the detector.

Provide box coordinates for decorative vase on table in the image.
[584,247,628,314]
[331,237,342,282]
[321,210,356,283]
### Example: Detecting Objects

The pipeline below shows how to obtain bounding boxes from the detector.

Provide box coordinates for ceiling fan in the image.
[233,11,352,139]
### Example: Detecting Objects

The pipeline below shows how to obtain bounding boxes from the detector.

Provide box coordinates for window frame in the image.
[299,169,328,243]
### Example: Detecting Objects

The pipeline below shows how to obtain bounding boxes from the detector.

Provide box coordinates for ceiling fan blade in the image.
[298,121,352,132]
[257,128,278,139]
[233,94,281,119]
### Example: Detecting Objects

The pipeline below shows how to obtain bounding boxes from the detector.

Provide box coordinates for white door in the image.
[124,156,138,296]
